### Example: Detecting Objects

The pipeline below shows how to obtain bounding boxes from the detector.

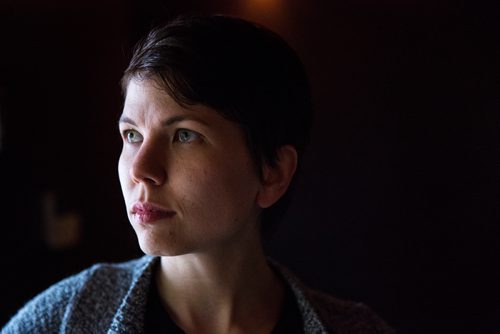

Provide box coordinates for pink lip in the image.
[131,202,176,224]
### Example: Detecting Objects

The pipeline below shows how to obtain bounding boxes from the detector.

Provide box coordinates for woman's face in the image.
[118,78,264,256]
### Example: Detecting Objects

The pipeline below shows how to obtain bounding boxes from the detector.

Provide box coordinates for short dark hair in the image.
[121,15,312,229]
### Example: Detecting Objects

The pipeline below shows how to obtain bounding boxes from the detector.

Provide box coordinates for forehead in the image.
[122,79,208,124]
[120,79,247,141]
[123,79,176,112]
[121,78,260,172]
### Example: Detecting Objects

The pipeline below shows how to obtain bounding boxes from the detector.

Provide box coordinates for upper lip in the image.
[131,202,175,215]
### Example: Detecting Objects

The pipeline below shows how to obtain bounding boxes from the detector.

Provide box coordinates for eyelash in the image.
[122,129,142,144]
[174,129,200,143]
[121,129,200,144]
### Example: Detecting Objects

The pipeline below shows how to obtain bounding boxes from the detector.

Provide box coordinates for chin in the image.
[135,231,191,257]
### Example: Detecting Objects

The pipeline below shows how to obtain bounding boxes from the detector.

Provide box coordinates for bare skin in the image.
[118,78,298,333]
[155,231,285,334]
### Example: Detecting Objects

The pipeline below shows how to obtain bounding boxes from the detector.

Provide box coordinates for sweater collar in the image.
[105,256,328,334]
[106,256,158,334]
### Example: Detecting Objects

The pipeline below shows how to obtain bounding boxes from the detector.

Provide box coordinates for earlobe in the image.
[256,145,298,209]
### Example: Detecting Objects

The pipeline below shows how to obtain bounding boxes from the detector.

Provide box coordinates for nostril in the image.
[128,140,168,186]
[130,158,166,186]
[143,176,161,185]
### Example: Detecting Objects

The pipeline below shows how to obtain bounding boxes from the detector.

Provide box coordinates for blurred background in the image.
[1,1,499,333]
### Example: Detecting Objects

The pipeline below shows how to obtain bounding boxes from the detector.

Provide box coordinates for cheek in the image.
[117,152,131,194]
[183,158,259,212]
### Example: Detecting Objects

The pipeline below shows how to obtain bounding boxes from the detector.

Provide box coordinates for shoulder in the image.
[272,261,395,334]
[2,269,87,334]
[2,256,157,334]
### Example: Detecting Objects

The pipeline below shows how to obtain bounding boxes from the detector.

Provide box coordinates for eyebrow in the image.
[118,116,137,126]
[118,115,208,127]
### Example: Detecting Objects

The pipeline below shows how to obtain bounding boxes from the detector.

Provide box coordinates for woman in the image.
[3,15,394,333]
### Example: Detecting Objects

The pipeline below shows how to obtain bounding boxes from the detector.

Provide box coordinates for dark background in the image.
[1,1,499,333]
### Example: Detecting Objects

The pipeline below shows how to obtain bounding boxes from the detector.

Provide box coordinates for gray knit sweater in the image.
[2,256,394,334]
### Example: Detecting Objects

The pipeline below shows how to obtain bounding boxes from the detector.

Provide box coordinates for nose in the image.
[130,140,167,186]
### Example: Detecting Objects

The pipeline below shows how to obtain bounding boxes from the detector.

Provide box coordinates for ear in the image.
[256,145,298,209]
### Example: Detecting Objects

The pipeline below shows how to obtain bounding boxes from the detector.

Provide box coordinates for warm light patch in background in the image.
[236,0,290,35]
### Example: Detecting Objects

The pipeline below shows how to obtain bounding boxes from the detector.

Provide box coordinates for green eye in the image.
[124,130,143,143]
[176,129,199,143]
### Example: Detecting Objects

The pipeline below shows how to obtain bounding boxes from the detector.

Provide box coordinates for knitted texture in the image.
[2,256,394,334]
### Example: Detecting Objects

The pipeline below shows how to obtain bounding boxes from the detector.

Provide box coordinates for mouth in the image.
[131,202,176,224]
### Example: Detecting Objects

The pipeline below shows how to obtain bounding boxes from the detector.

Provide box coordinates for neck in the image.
[155,233,285,334]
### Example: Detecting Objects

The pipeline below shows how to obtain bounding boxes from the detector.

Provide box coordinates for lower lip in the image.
[133,211,176,224]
